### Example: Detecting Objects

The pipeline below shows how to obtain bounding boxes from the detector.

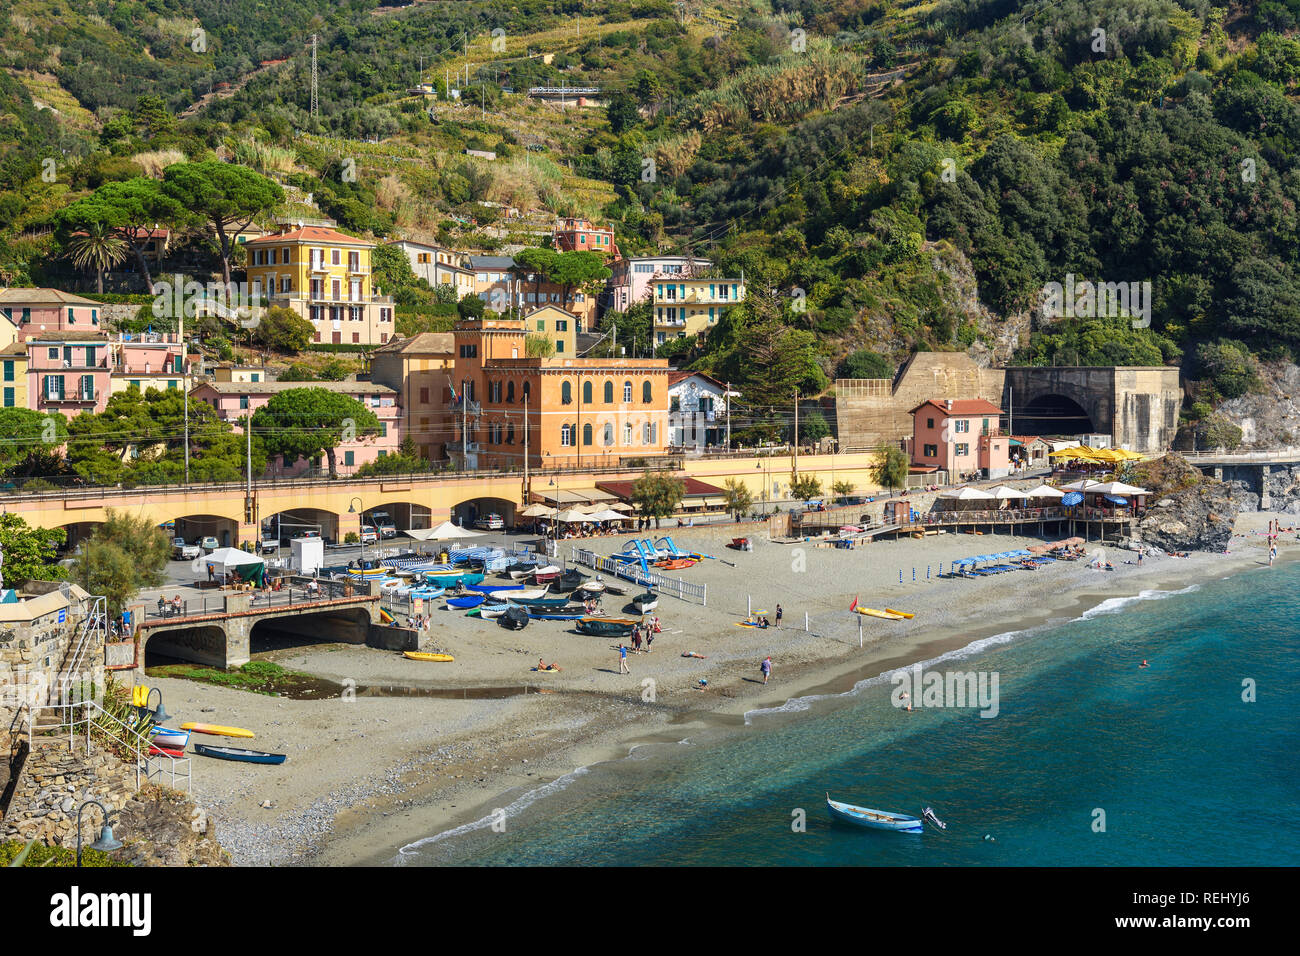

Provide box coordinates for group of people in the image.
[155,595,185,617]
[617,616,663,670]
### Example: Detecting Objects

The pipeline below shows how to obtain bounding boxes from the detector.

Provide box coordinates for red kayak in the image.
[148,744,185,758]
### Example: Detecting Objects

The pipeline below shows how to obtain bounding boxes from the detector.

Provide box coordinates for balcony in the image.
[347,264,370,275]
[45,390,100,404]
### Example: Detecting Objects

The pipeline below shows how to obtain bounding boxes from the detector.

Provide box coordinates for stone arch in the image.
[450,495,517,528]
[249,606,373,654]
[142,624,228,668]
[166,513,241,549]
[1014,392,1096,438]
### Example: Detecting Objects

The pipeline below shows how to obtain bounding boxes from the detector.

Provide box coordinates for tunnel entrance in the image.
[1014,393,1095,438]
[248,608,373,655]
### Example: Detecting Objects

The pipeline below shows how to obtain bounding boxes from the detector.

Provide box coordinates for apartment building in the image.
[908,398,1010,479]
[469,255,597,329]
[1,342,26,408]
[607,256,711,312]
[0,289,103,343]
[109,334,187,396]
[651,277,746,345]
[553,217,618,258]
[385,240,476,298]
[370,332,456,461]
[25,333,113,417]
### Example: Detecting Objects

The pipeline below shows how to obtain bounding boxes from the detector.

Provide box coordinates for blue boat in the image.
[447,594,486,609]
[408,585,446,600]
[467,581,525,594]
[509,595,574,608]
[826,793,923,832]
[193,744,286,765]
[425,572,486,588]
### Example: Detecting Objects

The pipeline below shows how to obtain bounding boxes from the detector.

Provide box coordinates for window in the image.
[556,319,568,331]
[923,444,938,458]
[982,418,991,435]
[522,381,531,405]
[604,381,614,403]
[506,424,515,444]
[2,361,10,382]
[603,423,614,445]
[378,450,387,459]
[955,419,969,433]
[459,344,478,358]
[332,249,340,265]
[2,388,12,407]
[80,374,94,401]
[561,381,573,405]
[643,422,651,444]
[48,348,58,360]
[352,333,360,343]
[419,387,430,404]
[583,423,593,446]
[926,418,934,429]
[344,450,355,467]
[283,247,291,263]
[239,396,249,410]
[506,381,515,403]
[490,380,502,403]
[560,424,573,446]
[68,308,75,323]
[556,340,564,353]
[623,382,632,403]
[955,443,970,456]
[45,375,64,401]
[642,381,652,404]
[380,423,388,438]
[583,381,592,403]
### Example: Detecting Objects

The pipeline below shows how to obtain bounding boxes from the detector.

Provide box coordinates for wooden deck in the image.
[792,506,1140,544]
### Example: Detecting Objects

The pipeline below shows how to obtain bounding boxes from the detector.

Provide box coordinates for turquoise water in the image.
[397,565,1300,866]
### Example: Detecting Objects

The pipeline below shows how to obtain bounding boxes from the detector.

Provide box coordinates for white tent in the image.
[406,521,486,541]
[1023,484,1065,499]
[1061,479,1103,492]
[987,485,1029,499]
[1085,481,1150,496]
[191,547,263,576]
[938,487,994,500]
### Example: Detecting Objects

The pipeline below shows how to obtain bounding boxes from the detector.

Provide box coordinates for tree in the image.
[524,334,555,357]
[56,179,187,292]
[253,306,315,353]
[630,470,685,528]
[513,247,559,308]
[162,162,283,287]
[798,408,831,444]
[72,509,169,613]
[606,91,641,134]
[722,477,753,519]
[832,479,855,502]
[457,293,485,319]
[871,441,910,495]
[789,473,824,504]
[549,250,612,313]
[251,388,380,477]
[65,220,126,293]
[0,513,66,588]
[837,349,893,379]
[0,409,67,473]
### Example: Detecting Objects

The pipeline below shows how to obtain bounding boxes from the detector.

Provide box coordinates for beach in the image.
[158,513,1283,865]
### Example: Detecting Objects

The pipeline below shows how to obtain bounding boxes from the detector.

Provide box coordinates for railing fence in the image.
[569,548,707,606]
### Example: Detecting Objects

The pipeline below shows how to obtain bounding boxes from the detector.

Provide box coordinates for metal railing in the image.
[55,597,107,705]
[569,547,707,606]
[27,698,191,792]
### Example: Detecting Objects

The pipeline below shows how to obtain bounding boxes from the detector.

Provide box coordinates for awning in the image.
[534,489,589,504]
[569,487,619,502]
[700,496,729,508]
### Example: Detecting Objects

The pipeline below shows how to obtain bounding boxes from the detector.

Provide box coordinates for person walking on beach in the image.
[645,627,655,653]
[775,605,783,626]
[760,656,772,684]
[618,644,630,674]
[632,628,642,653]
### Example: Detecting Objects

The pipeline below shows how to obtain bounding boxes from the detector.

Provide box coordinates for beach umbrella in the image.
[587,509,628,522]
[555,508,589,523]
[608,501,636,512]
[407,521,486,541]
[939,486,995,499]
[1023,484,1065,499]
[1103,494,1129,505]
[520,503,556,518]
[1061,492,1085,506]
[988,485,1029,500]
[1061,479,1103,492]
[1086,481,1149,496]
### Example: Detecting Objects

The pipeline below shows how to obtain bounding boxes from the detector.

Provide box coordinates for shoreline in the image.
[177,516,1280,866]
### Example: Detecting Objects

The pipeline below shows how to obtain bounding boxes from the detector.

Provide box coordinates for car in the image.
[369,511,397,538]
[258,539,281,554]
[171,537,201,561]
[474,513,504,531]
[200,536,219,553]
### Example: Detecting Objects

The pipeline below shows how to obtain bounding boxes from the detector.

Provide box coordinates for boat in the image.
[478,602,511,619]
[508,594,574,608]
[408,586,446,600]
[632,591,658,612]
[553,569,589,592]
[492,588,545,601]
[148,744,185,759]
[574,580,605,595]
[849,598,903,620]
[499,605,530,630]
[655,558,696,571]
[403,651,455,662]
[193,744,287,765]
[446,594,486,609]
[528,609,586,620]
[346,565,393,578]
[602,581,627,596]
[424,572,485,588]
[922,807,947,830]
[826,794,923,832]
[469,581,524,593]
[509,567,540,581]
[531,564,561,583]
[181,723,255,739]
[885,608,916,619]
[576,616,639,637]
[149,727,191,749]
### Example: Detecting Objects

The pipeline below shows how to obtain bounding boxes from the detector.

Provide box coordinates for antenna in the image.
[310,34,319,119]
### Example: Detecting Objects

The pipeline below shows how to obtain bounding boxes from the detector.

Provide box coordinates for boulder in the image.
[1138,480,1242,552]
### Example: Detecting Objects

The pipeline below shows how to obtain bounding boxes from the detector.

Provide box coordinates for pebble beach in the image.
[154,514,1280,865]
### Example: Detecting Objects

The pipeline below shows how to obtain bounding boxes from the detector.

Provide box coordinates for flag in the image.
[850,597,858,612]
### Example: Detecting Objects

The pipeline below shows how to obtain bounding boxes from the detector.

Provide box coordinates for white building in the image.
[668,371,735,450]
[385,240,475,298]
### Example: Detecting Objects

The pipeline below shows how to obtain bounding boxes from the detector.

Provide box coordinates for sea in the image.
[393,562,1300,866]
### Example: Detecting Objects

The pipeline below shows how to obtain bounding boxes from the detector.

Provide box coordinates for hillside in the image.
[4,0,1300,443]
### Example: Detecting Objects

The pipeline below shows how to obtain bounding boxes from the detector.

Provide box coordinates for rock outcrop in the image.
[1137,481,1241,552]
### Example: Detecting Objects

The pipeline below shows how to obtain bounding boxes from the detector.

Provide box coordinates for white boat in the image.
[826,794,923,832]
[632,591,658,612]
[492,588,545,600]
[478,603,511,619]
[575,580,605,594]
[509,568,538,581]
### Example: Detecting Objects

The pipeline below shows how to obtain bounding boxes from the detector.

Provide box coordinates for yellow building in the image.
[213,364,269,383]
[244,224,396,346]
[522,305,578,356]
[370,332,456,460]
[1,342,27,408]
[652,277,746,345]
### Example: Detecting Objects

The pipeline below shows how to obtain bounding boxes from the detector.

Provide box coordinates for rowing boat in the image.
[148,744,185,759]
[826,794,923,832]
[194,744,286,765]
[632,591,658,612]
[150,727,191,749]
[492,588,544,600]
[446,594,486,609]
[404,651,455,662]
[181,722,255,739]
[575,616,639,637]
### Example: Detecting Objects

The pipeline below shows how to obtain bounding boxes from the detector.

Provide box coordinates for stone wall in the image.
[0,604,96,746]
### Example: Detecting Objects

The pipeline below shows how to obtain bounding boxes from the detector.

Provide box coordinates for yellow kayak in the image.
[885,608,915,619]
[404,651,454,663]
[857,607,905,620]
[181,723,255,739]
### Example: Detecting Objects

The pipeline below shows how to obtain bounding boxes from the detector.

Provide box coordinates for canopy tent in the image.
[406,521,487,541]
[1049,445,1095,459]
[192,548,265,586]
[1083,481,1149,496]
[938,487,994,500]
[987,485,1029,499]
[1023,484,1065,499]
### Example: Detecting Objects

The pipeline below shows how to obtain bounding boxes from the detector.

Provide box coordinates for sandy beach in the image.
[156,513,1283,865]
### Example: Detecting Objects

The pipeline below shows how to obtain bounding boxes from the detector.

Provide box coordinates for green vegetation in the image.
[0,512,66,587]
[1,840,128,868]
[871,442,910,495]
[72,510,170,614]
[251,387,380,477]
[630,469,685,528]
[145,660,317,696]
[789,473,824,504]
[722,476,753,519]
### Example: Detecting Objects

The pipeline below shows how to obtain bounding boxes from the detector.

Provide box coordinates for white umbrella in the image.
[587,509,628,522]
[987,485,1029,499]
[191,547,263,575]
[406,520,486,541]
[1023,484,1065,499]
[520,503,556,518]
[1085,481,1150,496]
[1061,479,1103,492]
[608,501,635,512]
[938,487,994,500]
[555,508,589,523]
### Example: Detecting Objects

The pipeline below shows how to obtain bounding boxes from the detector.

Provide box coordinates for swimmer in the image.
[1139,659,1149,668]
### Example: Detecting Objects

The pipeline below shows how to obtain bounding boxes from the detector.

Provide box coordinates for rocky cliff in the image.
[1131,453,1244,552]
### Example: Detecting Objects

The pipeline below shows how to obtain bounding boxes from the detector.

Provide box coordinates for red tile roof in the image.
[908,398,1004,417]
[597,477,726,500]
[246,226,372,246]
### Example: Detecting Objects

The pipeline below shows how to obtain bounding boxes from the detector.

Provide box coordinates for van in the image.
[370,511,397,538]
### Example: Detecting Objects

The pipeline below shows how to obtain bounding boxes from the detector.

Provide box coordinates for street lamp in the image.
[145,687,169,723]
[76,800,122,866]
[347,497,365,566]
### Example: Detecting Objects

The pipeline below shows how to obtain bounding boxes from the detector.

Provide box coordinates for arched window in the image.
[624,422,633,445]
[583,381,592,404]
[561,381,572,405]
[561,424,573,446]
[604,381,614,404]
[603,423,614,446]
[623,381,633,403]
[506,381,515,403]
[506,424,515,444]
[583,423,593,446]
[522,381,531,405]
[642,381,652,404]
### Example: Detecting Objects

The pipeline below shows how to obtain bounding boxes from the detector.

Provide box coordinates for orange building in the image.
[907,398,1011,480]
[450,317,668,470]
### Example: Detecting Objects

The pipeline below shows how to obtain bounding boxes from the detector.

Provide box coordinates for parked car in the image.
[258,539,281,555]
[200,536,219,553]
[171,537,201,561]
[359,527,378,545]
[474,513,504,531]
[369,511,398,538]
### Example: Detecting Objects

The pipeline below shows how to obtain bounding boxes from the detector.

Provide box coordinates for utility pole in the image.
[244,412,254,543]
[725,381,731,449]
[792,390,799,477]
[523,393,530,502]
[183,360,190,484]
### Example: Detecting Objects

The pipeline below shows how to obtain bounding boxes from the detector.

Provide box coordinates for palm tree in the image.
[67,222,127,293]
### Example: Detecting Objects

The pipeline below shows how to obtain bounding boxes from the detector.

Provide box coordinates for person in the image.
[632,628,642,653]
[206,563,214,583]
[645,628,655,653]
[760,656,772,684]
[695,678,709,690]
[775,604,783,626]
[761,616,771,628]
[650,616,661,633]
[1137,550,1144,567]
[618,644,630,674]
[157,595,166,616]
[1139,660,1150,668]
[171,595,183,614]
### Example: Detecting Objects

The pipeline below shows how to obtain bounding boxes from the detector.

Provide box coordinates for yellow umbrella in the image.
[1088,448,1125,462]
[1050,445,1100,460]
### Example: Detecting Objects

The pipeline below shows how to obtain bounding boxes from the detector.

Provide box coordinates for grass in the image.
[145,660,316,696]
[1,840,130,867]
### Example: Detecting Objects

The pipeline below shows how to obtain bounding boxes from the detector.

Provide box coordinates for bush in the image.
[837,349,893,380]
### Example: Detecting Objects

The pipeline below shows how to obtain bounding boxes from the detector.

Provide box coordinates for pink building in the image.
[110,334,187,396]
[908,398,1011,480]
[190,380,402,477]
[606,255,711,313]
[26,333,113,417]
[0,289,103,342]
